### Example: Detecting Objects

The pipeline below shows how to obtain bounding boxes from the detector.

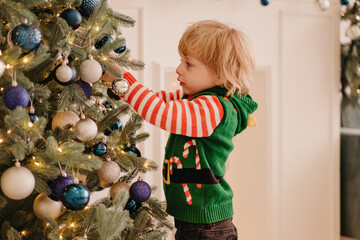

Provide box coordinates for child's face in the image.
[176,53,219,95]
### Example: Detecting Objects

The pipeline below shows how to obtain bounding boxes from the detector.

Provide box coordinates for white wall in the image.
[110,1,341,240]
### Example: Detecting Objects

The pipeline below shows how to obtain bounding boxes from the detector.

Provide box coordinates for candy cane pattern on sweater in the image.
[169,156,192,205]
[183,140,202,189]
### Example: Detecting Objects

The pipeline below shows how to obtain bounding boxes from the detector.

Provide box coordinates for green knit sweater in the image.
[163,86,258,223]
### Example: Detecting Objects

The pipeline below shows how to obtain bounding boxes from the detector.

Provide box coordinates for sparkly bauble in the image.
[95,35,113,49]
[78,0,100,17]
[107,88,121,100]
[129,179,151,203]
[11,24,42,51]
[75,118,98,141]
[49,175,74,201]
[55,63,75,84]
[124,145,141,157]
[29,113,39,123]
[318,0,330,10]
[114,43,126,54]
[33,193,64,220]
[341,0,349,5]
[52,63,76,86]
[0,163,35,200]
[104,120,122,136]
[52,111,80,131]
[60,9,82,30]
[79,59,103,84]
[75,80,92,98]
[3,86,30,110]
[110,181,129,199]
[125,198,141,213]
[112,78,129,96]
[92,142,107,156]
[260,0,270,6]
[98,159,121,188]
[0,59,5,78]
[61,184,90,210]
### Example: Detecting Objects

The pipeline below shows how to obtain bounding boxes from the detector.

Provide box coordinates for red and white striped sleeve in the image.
[154,89,183,103]
[122,72,224,137]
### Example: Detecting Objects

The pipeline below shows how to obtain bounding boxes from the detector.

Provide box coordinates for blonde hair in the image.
[178,20,255,96]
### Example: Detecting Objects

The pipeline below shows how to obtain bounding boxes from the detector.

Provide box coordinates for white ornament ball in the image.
[56,64,73,83]
[318,0,330,10]
[112,78,129,96]
[346,25,360,40]
[75,118,98,141]
[79,59,103,84]
[0,59,5,78]
[52,111,80,131]
[110,181,129,199]
[33,193,64,220]
[1,163,35,200]
[98,159,121,188]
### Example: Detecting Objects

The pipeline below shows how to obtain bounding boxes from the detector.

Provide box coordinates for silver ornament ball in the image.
[75,118,98,141]
[98,159,121,188]
[1,162,35,200]
[79,59,103,84]
[52,111,80,131]
[56,64,73,83]
[112,78,129,96]
[33,193,64,220]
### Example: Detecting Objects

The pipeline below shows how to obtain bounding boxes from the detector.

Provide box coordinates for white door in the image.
[110,1,341,239]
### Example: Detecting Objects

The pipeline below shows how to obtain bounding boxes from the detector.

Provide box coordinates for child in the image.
[102,20,257,240]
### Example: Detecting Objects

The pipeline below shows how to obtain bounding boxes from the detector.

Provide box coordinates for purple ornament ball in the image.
[49,175,74,201]
[129,180,151,203]
[75,80,92,98]
[3,86,30,110]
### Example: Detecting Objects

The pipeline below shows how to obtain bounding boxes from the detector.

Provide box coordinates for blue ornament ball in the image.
[54,63,77,86]
[125,198,141,213]
[78,0,100,17]
[60,9,82,30]
[3,86,30,110]
[107,88,120,100]
[104,120,122,136]
[129,180,151,203]
[29,113,39,122]
[92,142,107,156]
[124,145,141,157]
[75,80,92,98]
[61,184,89,210]
[11,24,42,51]
[341,0,349,4]
[114,43,126,54]
[261,0,270,6]
[95,35,113,49]
[49,175,74,201]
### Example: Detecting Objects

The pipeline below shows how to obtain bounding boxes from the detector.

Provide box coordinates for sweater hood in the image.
[187,86,258,135]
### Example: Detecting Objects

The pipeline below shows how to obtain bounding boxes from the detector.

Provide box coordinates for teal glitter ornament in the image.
[95,35,113,49]
[104,120,122,136]
[124,145,141,157]
[114,43,126,54]
[78,0,100,17]
[61,183,89,210]
[125,198,141,213]
[11,24,42,51]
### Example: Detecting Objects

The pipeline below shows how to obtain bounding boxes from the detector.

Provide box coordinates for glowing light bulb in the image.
[57,147,63,152]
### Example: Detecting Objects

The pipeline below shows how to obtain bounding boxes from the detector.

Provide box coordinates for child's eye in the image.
[185,62,191,67]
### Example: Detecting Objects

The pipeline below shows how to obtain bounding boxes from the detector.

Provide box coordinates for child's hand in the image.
[100,61,127,82]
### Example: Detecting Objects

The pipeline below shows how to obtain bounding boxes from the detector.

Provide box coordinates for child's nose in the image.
[176,65,182,75]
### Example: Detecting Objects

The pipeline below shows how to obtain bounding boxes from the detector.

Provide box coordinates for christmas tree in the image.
[0,0,171,239]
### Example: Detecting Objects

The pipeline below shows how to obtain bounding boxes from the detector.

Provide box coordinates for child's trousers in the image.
[174,217,238,240]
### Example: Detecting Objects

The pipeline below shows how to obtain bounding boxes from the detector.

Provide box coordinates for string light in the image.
[7,130,11,134]
[144,161,149,168]
[87,155,92,159]
[0,50,2,56]
[101,56,108,61]
[23,57,30,63]
[70,222,76,228]
[5,64,11,69]
[34,161,40,166]
[20,231,27,236]
[28,121,34,128]
[57,147,63,152]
